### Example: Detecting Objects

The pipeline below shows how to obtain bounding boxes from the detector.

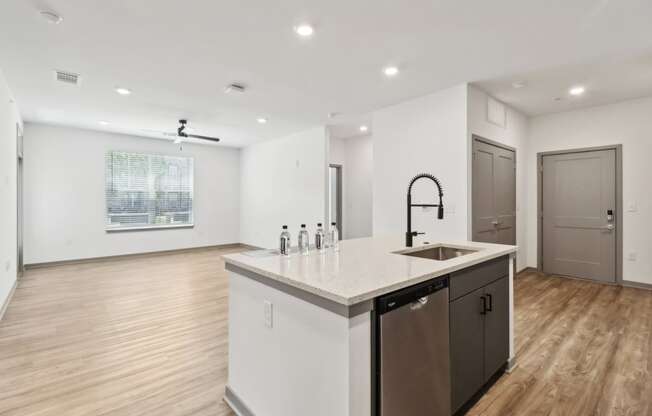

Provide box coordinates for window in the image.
[105,151,194,231]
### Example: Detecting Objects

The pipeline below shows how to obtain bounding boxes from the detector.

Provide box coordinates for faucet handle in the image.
[412,231,425,236]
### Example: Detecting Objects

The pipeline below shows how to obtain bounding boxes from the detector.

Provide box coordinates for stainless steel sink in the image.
[395,246,477,261]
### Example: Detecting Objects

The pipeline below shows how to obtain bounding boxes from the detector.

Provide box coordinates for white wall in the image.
[328,135,373,239]
[527,96,652,285]
[0,69,22,312]
[372,84,469,242]
[240,126,327,249]
[467,85,529,271]
[23,123,240,264]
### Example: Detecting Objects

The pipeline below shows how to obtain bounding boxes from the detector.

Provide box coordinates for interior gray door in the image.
[472,139,516,245]
[542,149,616,282]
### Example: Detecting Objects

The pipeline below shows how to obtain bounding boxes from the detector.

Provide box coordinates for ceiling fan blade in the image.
[185,133,221,142]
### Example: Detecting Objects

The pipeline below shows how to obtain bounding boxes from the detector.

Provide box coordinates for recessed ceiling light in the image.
[99,121,110,126]
[115,87,131,95]
[383,66,399,77]
[512,81,527,89]
[257,117,268,124]
[569,86,585,96]
[40,10,63,24]
[359,125,369,132]
[294,24,314,37]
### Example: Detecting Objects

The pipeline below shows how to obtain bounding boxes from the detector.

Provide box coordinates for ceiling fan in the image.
[161,119,220,143]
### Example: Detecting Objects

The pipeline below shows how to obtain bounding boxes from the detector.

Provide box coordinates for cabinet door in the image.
[483,276,509,379]
[450,286,485,413]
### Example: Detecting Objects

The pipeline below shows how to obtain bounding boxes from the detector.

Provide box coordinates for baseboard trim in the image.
[516,267,537,276]
[24,243,251,270]
[0,279,18,322]
[622,280,652,291]
[506,356,518,373]
[224,385,256,416]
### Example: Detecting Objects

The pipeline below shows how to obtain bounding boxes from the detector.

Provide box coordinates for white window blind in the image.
[105,151,194,230]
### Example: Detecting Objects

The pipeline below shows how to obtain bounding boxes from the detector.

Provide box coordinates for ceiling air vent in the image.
[54,70,81,86]
[224,83,246,94]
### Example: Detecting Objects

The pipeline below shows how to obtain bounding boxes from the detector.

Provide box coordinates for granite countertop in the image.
[223,235,517,306]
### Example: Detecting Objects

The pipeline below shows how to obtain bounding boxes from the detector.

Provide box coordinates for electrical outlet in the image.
[628,252,637,262]
[264,300,273,328]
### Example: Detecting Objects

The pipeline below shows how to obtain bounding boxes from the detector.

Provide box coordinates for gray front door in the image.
[542,149,616,282]
[472,139,516,245]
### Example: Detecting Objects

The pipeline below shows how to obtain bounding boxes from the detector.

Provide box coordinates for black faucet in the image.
[406,173,444,247]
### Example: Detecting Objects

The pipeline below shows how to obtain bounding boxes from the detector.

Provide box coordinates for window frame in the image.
[104,150,195,232]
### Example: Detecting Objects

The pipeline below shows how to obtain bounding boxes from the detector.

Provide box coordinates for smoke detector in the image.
[224,83,246,94]
[54,70,81,86]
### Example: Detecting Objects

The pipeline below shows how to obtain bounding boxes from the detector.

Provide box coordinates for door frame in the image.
[328,164,343,239]
[16,123,24,278]
[470,135,517,243]
[536,145,623,284]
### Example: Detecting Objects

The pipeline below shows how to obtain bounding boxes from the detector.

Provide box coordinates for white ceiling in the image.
[2,0,652,146]
[476,51,652,116]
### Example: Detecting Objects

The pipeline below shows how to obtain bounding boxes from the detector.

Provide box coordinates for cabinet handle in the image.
[486,293,493,312]
[480,296,487,315]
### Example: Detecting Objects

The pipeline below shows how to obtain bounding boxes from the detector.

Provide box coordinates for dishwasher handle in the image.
[376,276,448,315]
[409,296,429,310]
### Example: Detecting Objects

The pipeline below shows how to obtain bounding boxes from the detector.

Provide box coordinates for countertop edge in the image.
[223,246,517,307]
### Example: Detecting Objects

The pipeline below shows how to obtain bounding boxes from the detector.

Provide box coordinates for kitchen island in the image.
[222,236,517,416]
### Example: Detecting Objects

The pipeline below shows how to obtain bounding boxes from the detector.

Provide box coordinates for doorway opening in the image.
[537,145,623,283]
[328,164,343,239]
[17,123,24,278]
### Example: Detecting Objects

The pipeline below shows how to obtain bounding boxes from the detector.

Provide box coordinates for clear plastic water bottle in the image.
[298,224,310,255]
[315,223,325,251]
[279,225,291,256]
[329,222,339,251]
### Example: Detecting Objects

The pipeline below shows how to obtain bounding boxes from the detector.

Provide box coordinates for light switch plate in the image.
[627,202,638,212]
[264,300,273,328]
[628,252,637,262]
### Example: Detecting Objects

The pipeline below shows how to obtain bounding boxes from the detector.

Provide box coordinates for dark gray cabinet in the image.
[483,277,509,379]
[449,257,509,414]
[450,286,485,412]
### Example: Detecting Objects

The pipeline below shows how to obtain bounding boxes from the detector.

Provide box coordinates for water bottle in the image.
[298,224,310,255]
[329,222,339,251]
[279,225,291,256]
[315,223,325,251]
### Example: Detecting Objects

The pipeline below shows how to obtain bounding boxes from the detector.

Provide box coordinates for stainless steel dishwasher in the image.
[373,276,451,416]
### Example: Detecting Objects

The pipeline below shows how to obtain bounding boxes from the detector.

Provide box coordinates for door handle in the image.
[480,296,487,315]
[491,220,499,226]
[486,293,493,312]
[601,224,615,231]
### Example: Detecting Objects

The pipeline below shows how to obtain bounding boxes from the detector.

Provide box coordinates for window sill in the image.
[106,224,194,233]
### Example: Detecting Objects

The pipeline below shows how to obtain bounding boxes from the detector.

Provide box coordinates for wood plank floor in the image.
[469,271,652,416]
[1,249,651,415]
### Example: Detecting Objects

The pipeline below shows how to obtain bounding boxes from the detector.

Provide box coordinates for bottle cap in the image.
[301,224,306,228]
[317,223,322,227]
[282,225,288,229]
[331,222,336,226]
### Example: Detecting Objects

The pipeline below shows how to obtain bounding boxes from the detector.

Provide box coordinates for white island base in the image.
[223,237,517,416]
